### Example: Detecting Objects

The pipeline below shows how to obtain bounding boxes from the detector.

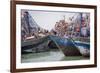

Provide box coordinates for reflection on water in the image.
[21,50,88,63]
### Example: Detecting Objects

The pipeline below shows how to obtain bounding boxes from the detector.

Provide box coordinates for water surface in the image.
[21,50,89,63]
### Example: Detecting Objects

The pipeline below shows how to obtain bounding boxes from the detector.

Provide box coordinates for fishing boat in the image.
[21,35,50,53]
[48,35,82,56]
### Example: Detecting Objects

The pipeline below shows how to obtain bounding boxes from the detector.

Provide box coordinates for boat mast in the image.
[63,15,65,21]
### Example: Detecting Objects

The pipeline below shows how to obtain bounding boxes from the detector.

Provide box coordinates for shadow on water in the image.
[60,56,88,61]
[21,49,89,63]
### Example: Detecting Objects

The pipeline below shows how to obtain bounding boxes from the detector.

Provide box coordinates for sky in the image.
[28,10,80,31]
[24,10,89,31]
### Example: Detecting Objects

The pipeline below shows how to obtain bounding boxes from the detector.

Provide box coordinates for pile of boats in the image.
[22,35,90,57]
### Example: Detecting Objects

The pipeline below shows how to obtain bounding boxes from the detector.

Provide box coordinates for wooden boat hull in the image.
[48,36,81,56]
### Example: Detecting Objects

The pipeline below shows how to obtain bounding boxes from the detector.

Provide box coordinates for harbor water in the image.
[21,49,89,63]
